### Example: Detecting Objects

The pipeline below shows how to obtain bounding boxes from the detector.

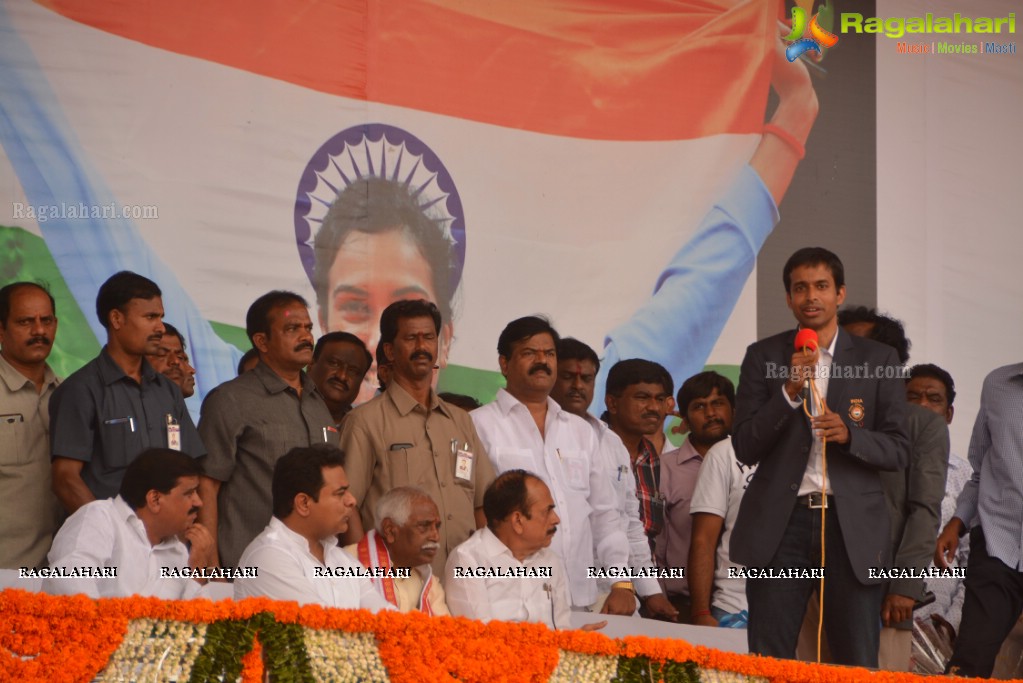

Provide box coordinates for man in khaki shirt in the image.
[0,282,63,568]
[340,300,494,576]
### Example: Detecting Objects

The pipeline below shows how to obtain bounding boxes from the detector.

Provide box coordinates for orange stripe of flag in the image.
[37,0,775,141]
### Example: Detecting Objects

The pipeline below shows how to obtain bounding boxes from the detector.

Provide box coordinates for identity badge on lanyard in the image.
[453,439,474,481]
[166,414,181,451]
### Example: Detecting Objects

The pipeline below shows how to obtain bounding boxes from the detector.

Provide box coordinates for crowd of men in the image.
[2,242,1021,678]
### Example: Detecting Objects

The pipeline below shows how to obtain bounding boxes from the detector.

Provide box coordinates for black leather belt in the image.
[796,492,834,509]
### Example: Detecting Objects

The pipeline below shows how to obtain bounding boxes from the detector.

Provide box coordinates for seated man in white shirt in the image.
[43,448,216,599]
[445,469,604,631]
[343,486,449,614]
[234,445,393,611]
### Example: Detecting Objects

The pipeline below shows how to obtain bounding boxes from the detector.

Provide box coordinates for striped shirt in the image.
[953,363,1023,570]
[633,437,664,537]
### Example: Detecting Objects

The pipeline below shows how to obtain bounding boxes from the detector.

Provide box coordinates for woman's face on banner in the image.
[321,228,450,402]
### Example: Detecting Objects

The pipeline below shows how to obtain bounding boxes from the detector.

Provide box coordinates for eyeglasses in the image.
[321,358,367,377]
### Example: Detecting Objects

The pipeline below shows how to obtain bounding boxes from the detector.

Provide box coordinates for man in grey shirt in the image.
[198,291,338,567]
[50,271,203,513]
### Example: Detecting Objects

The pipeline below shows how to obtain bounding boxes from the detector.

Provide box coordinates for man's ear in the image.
[109,308,125,331]
[383,342,396,364]
[498,355,509,378]
[145,489,162,513]
[292,493,312,517]
[605,394,618,416]
[509,511,524,535]
[380,518,400,544]
[252,332,270,354]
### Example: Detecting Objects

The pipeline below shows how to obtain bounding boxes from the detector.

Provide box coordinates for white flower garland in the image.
[303,627,390,682]
[550,649,618,682]
[100,618,207,682]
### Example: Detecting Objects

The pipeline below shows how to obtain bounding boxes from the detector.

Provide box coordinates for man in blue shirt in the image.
[936,363,1023,678]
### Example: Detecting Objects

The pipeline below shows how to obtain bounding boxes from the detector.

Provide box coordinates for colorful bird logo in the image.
[785,0,839,62]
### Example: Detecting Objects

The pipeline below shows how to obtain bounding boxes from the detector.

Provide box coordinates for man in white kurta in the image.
[234,445,393,612]
[43,448,215,599]
[445,471,572,629]
[471,317,632,614]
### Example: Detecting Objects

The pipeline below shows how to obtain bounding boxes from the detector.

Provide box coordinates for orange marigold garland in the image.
[372,610,561,683]
[0,590,128,683]
[0,588,1003,683]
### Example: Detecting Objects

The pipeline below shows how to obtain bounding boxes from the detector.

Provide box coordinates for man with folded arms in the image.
[446,470,598,630]
[234,445,393,611]
[43,448,215,599]
[344,486,449,614]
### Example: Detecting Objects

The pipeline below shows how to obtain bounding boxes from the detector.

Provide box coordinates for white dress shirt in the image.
[784,331,837,495]
[584,414,661,598]
[472,390,630,607]
[444,527,571,629]
[234,517,394,611]
[43,496,201,600]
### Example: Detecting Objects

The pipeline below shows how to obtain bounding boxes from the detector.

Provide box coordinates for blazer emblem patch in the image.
[848,399,865,425]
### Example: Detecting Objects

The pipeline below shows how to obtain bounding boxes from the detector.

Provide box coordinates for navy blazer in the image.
[729,327,910,584]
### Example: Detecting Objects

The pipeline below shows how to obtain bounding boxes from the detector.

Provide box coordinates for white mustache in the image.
[420,542,440,551]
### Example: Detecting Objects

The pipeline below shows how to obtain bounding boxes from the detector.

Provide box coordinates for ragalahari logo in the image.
[785,1,840,61]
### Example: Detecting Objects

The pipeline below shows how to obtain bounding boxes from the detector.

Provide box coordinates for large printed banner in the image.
[2,0,1020,460]
[0,0,779,415]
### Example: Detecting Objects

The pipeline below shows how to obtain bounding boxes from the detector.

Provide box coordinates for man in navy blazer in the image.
[729,247,909,667]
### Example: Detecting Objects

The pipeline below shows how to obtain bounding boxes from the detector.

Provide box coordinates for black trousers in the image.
[746,504,883,667]
[947,526,1023,678]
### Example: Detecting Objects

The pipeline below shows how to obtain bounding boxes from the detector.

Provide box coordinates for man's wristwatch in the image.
[611,581,636,594]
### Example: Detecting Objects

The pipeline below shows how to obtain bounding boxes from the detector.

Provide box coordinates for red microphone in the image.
[794,328,819,354]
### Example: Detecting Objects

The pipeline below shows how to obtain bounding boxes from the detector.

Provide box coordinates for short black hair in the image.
[272,446,346,519]
[0,282,55,327]
[237,348,260,375]
[838,306,911,364]
[95,271,161,329]
[676,371,735,416]
[162,322,186,351]
[783,247,845,293]
[606,358,673,398]
[438,392,482,411]
[313,177,455,327]
[313,331,372,369]
[483,469,539,530]
[379,299,442,346]
[557,338,600,372]
[909,363,956,407]
[245,290,308,345]
[119,448,203,510]
[497,316,560,358]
